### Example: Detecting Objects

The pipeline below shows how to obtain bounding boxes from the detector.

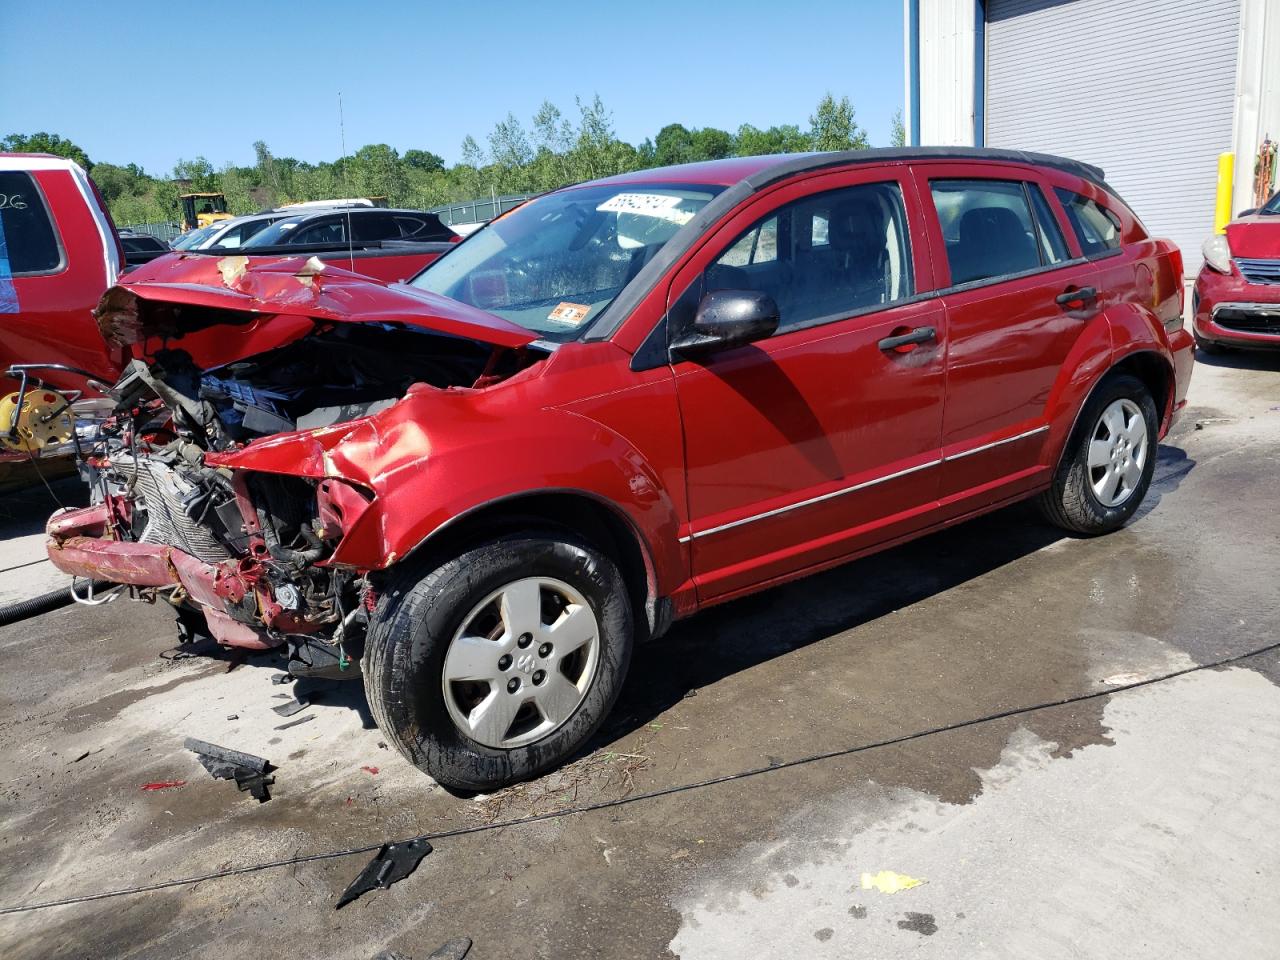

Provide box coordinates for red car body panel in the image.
[0,157,122,394]
[1193,214,1280,348]
[46,151,1194,648]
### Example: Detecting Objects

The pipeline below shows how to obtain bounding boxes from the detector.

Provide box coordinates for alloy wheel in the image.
[1086,397,1149,508]
[441,577,601,749]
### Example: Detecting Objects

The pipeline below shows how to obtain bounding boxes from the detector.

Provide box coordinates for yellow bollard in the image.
[1215,152,1235,234]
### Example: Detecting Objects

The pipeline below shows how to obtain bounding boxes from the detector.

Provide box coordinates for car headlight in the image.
[1202,234,1232,274]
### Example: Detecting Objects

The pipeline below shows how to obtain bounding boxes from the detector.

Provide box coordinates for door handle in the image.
[1055,286,1098,306]
[878,326,936,351]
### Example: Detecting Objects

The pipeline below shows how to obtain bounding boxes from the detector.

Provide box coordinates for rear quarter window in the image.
[0,171,63,276]
[1054,188,1122,257]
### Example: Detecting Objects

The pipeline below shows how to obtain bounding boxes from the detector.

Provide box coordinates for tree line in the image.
[3,95,904,227]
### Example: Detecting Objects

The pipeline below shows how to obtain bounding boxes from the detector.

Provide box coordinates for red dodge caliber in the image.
[45,149,1193,789]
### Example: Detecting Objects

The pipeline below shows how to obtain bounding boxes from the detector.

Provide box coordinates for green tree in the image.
[1,132,93,169]
[890,109,906,148]
[350,143,409,202]
[404,149,445,172]
[172,157,218,192]
[809,94,869,152]
[654,123,694,166]
[734,123,812,156]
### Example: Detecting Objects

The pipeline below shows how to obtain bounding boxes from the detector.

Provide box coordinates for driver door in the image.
[668,168,947,602]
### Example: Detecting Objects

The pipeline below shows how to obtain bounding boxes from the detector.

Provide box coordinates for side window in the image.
[930,179,1043,286]
[352,212,400,242]
[705,182,913,333]
[211,225,243,249]
[292,217,345,245]
[1054,188,1121,257]
[0,171,62,275]
[1027,185,1070,264]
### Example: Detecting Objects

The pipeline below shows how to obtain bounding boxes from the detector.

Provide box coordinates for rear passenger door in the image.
[912,164,1099,505]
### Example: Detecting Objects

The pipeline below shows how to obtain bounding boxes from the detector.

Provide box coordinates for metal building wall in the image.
[984,0,1240,273]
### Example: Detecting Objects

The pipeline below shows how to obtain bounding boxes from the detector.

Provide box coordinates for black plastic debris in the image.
[275,714,316,731]
[336,839,433,909]
[427,940,472,960]
[271,672,294,685]
[272,697,310,717]
[184,737,275,802]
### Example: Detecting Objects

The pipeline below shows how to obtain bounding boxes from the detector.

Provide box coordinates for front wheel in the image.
[363,534,634,791]
[1037,373,1159,535]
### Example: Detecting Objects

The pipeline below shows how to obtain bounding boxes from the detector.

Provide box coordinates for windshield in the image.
[1261,193,1280,216]
[171,224,217,250]
[242,216,307,247]
[410,182,723,341]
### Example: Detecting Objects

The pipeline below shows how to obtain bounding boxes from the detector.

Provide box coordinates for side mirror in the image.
[1238,208,1257,218]
[670,289,780,359]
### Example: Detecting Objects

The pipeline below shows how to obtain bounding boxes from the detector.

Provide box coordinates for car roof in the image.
[590,148,1109,193]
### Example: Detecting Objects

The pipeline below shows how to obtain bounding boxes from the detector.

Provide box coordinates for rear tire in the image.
[364,534,634,791]
[1037,373,1158,535]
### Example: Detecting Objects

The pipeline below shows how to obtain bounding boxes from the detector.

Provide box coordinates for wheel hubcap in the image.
[442,577,601,749]
[1086,398,1149,508]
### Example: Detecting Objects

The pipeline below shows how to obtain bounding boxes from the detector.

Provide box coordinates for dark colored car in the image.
[1193,192,1280,351]
[118,230,171,268]
[242,207,457,248]
[45,148,1192,790]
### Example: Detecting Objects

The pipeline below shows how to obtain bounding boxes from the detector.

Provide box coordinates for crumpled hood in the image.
[1226,216,1280,259]
[95,252,536,350]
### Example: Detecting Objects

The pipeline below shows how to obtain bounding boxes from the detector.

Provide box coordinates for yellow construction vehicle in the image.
[179,192,231,231]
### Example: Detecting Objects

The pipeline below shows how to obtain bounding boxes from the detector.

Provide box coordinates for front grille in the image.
[1213,304,1280,335]
[111,455,230,563]
[1235,258,1280,285]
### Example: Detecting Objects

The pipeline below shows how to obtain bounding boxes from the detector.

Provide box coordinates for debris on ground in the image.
[860,870,926,894]
[226,714,239,721]
[70,748,102,764]
[361,765,380,775]
[271,673,295,685]
[185,737,275,802]
[141,779,186,791]
[275,714,316,731]
[427,940,473,959]
[272,698,310,717]
[466,747,650,824]
[336,839,433,909]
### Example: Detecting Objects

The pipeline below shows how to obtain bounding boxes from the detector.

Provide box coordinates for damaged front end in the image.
[46,256,544,673]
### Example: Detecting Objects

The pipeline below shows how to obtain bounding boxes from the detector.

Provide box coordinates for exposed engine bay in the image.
[56,318,543,674]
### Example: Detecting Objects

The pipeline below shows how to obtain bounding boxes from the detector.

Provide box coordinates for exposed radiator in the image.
[112,455,229,563]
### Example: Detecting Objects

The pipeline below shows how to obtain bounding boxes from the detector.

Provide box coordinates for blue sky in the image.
[0,0,904,174]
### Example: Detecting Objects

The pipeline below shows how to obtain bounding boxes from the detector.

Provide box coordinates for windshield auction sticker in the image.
[597,193,694,225]
[547,302,591,326]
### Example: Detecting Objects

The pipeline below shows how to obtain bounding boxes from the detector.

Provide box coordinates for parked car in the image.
[1194,192,1280,352]
[46,148,1192,790]
[244,207,456,247]
[0,152,123,398]
[186,212,295,251]
[117,229,170,269]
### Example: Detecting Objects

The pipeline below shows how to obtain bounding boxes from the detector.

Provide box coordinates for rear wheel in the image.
[1037,373,1158,535]
[363,534,634,791]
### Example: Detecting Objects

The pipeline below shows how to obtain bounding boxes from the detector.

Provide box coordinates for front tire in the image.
[1037,373,1158,535]
[364,534,634,791]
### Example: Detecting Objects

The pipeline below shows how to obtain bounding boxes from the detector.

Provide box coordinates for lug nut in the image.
[532,670,546,685]
[517,633,533,648]
[538,642,553,658]
[507,678,521,694]
[498,654,512,671]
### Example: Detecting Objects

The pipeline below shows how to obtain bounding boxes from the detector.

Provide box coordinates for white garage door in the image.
[985,0,1240,274]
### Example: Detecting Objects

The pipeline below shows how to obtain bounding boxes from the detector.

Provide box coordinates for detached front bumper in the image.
[46,504,282,650]
[1193,268,1280,349]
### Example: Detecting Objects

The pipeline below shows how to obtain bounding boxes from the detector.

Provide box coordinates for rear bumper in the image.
[1193,267,1280,348]
[46,504,280,649]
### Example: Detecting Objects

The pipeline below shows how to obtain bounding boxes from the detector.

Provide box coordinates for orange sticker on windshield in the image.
[548,302,591,326]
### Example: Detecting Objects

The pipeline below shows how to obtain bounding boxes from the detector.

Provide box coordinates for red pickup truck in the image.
[0,153,453,401]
